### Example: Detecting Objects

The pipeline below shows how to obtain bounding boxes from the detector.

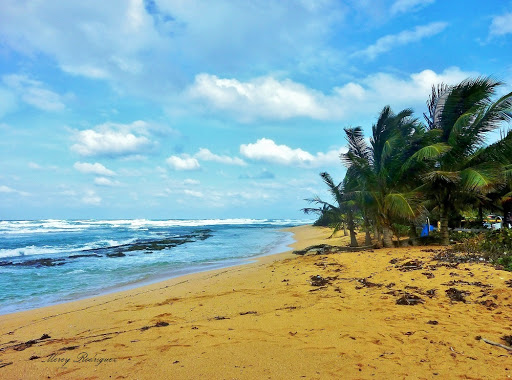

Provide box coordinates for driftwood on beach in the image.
[292,244,373,256]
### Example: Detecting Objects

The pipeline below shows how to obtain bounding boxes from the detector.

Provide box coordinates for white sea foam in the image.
[0,218,312,235]
[0,245,67,258]
[0,239,135,259]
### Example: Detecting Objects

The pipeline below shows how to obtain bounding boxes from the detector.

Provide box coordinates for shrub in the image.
[449,228,512,270]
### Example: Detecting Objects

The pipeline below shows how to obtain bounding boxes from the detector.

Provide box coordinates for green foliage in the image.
[313,211,338,227]
[391,223,410,239]
[498,256,512,271]
[450,230,479,242]
[303,77,512,248]
[450,228,512,270]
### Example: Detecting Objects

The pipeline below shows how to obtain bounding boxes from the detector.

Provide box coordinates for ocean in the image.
[0,219,310,315]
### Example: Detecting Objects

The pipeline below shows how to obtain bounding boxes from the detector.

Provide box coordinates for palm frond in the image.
[460,163,504,193]
[424,83,449,130]
[383,193,416,220]
[421,170,460,184]
[402,143,451,170]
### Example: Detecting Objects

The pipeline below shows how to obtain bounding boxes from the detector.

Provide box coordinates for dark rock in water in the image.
[89,228,214,255]
[68,254,102,259]
[106,252,126,258]
[0,228,215,267]
[18,258,66,267]
[1,257,66,267]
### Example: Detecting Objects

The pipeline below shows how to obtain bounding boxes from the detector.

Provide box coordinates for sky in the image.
[0,0,511,220]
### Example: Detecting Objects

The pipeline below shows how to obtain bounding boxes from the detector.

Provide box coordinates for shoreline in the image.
[1,225,512,379]
[0,226,297,316]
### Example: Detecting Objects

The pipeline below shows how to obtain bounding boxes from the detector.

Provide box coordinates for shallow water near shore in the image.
[0,219,309,314]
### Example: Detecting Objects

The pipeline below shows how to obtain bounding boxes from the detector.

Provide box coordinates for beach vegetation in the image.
[304,77,512,247]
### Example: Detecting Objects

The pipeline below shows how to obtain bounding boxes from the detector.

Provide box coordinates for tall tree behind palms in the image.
[411,78,512,244]
[342,106,424,248]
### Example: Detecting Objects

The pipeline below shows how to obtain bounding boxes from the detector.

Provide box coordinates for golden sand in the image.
[1,225,512,379]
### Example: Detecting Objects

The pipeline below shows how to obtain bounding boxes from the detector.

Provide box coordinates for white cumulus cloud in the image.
[194,148,246,166]
[74,162,116,176]
[240,138,346,168]
[166,155,201,171]
[71,121,151,157]
[188,74,329,121]
[489,12,512,37]
[0,1,344,100]
[353,22,448,60]
[187,67,476,123]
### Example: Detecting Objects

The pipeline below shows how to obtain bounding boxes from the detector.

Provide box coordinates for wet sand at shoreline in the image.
[1,225,511,379]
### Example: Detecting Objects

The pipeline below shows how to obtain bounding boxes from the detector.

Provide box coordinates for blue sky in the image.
[1,0,511,220]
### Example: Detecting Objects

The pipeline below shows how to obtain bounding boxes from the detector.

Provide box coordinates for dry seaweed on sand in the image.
[445,288,470,303]
[396,259,423,271]
[396,293,424,305]
[309,274,337,286]
[355,278,383,289]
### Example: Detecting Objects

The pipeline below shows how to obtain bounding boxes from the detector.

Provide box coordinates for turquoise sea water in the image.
[0,219,310,315]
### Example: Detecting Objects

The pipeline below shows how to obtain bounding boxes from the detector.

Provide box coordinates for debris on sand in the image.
[480,299,498,309]
[396,293,425,305]
[355,278,383,289]
[445,288,470,303]
[396,259,423,271]
[293,244,372,256]
[309,275,337,286]
[422,272,435,279]
[502,336,512,346]
[141,321,171,330]
[442,280,491,288]
[213,316,229,321]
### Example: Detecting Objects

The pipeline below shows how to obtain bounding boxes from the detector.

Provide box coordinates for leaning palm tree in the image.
[342,106,424,248]
[408,78,512,244]
[303,172,359,246]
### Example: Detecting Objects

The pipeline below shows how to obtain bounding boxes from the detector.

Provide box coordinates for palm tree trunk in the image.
[440,205,450,245]
[478,204,483,224]
[347,211,358,247]
[382,225,394,248]
[409,222,418,245]
[343,223,348,236]
[374,226,382,248]
[363,216,372,246]
[365,228,372,246]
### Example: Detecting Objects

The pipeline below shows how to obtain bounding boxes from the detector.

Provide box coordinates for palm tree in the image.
[342,106,424,248]
[408,78,512,245]
[304,172,359,246]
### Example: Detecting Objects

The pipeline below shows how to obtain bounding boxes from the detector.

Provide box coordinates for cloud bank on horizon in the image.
[0,0,511,219]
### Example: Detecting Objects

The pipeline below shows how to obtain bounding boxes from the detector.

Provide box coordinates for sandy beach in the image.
[1,225,512,379]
